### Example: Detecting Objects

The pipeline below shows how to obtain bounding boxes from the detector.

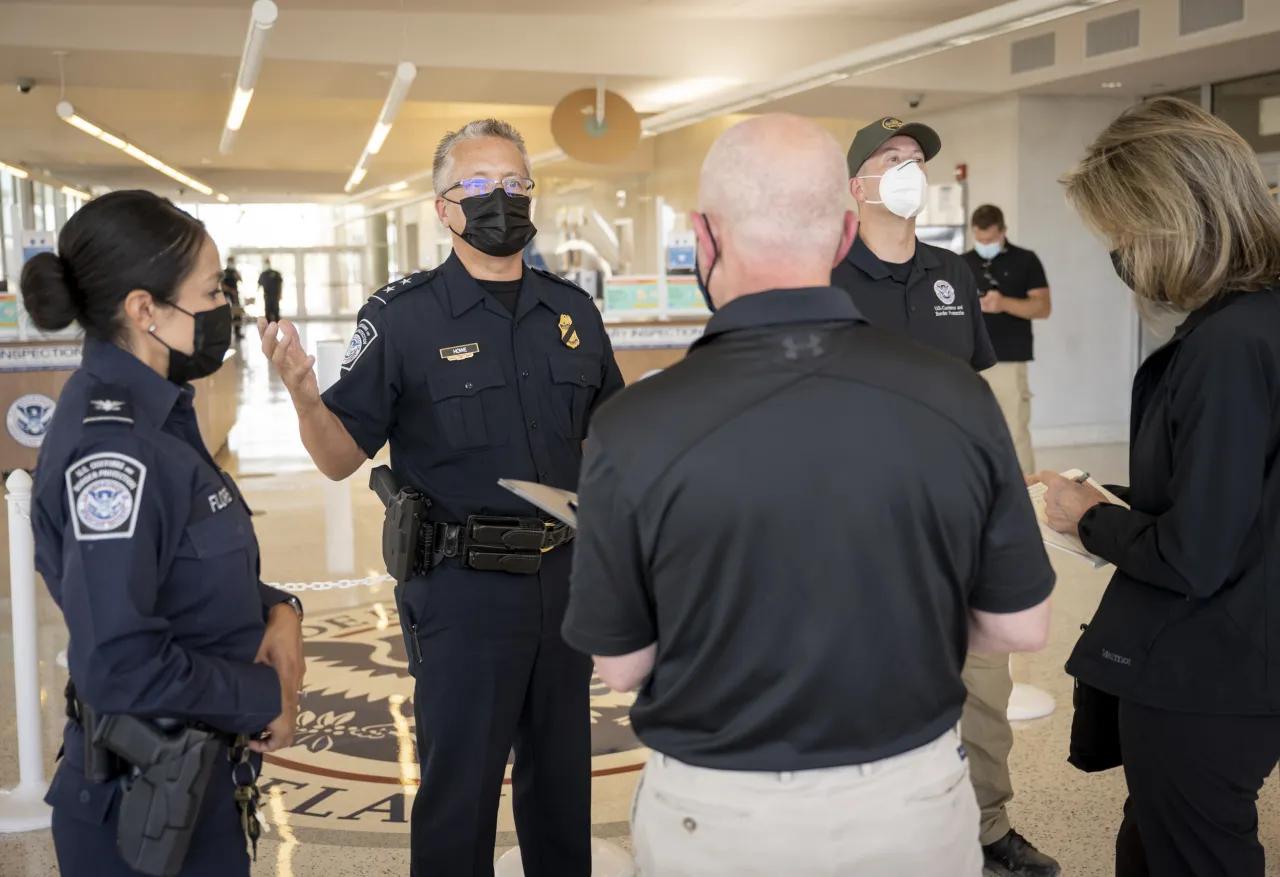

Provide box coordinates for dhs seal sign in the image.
[6,393,56,448]
[934,280,956,305]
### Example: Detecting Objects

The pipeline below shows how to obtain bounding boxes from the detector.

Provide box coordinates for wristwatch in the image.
[280,594,304,622]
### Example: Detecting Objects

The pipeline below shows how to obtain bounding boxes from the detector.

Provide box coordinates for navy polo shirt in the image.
[833,236,996,371]
[322,251,625,523]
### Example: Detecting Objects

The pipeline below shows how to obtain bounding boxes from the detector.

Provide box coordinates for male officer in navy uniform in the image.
[834,118,1059,877]
[260,119,624,877]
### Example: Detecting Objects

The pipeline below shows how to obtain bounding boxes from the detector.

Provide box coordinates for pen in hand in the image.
[1072,471,1091,484]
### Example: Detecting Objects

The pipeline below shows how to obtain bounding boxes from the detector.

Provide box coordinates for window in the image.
[1214,71,1280,154]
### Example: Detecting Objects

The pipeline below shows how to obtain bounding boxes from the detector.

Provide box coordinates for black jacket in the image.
[1066,288,1280,714]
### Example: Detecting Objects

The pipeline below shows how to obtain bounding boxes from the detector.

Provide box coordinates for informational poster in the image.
[604,276,708,314]
[0,293,17,330]
[21,230,54,264]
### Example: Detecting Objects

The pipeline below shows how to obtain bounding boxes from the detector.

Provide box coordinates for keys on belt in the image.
[428,516,573,575]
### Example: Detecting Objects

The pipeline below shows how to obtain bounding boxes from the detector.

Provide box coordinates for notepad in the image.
[499,479,579,528]
[1028,469,1128,569]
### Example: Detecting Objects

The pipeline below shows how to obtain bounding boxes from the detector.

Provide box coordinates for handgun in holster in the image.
[370,465,434,582]
[84,708,220,877]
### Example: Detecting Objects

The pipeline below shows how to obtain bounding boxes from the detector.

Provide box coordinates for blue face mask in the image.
[974,240,1003,261]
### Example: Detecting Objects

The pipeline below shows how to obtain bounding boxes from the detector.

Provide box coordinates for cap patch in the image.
[882,118,904,130]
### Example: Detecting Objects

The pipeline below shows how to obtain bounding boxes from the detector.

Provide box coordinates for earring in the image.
[148,324,156,333]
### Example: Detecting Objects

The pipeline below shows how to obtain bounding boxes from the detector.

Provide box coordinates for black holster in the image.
[81,706,220,877]
[370,465,433,583]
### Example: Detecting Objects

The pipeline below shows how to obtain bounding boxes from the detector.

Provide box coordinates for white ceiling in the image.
[30,0,1008,22]
[1,0,1277,201]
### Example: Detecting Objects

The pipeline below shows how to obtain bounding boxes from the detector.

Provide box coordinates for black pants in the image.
[1115,700,1280,877]
[264,294,281,324]
[400,547,592,877]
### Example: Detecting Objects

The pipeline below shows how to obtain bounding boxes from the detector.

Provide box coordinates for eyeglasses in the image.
[443,177,535,200]
[982,261,1000,290]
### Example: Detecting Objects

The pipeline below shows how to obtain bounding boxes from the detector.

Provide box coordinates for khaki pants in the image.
[632,728,982,876]
[961,651,1016,846]
[981,361,1035,476]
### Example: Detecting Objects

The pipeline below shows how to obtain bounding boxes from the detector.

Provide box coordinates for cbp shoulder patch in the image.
[82,384,134,426]
[367,270,436,307]
[530,267,591,296]
[65,451,147,541]
[341,319,379,372]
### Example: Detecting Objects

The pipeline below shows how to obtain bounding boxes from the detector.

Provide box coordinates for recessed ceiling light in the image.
[1102,81,1123,89]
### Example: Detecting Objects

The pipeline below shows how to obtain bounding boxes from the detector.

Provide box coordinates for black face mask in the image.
[451,189,537,258]
[695,213,719,313]
[151,302,233,385]
[1109,250,1135,290]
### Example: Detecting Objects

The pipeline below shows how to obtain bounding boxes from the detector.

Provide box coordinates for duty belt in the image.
[425,516,574,576]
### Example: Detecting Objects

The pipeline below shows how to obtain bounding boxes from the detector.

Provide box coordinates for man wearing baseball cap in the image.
[833,118,1060,877]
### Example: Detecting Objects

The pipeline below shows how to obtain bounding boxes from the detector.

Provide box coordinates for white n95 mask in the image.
[860,159,927,219]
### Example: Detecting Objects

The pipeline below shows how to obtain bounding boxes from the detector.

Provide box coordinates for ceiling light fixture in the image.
[388,180,409,192]
[220,0,278,155]
[0,161,29,179]
[344,61,417,193]
[61,185,91,200]
[1102,81,1123,88]
[56,101,226,200]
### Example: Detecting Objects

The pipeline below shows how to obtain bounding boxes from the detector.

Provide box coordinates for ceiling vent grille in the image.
[1086,10,1140,57]
[1179,0,1244,35]
[1011,33,1056,74]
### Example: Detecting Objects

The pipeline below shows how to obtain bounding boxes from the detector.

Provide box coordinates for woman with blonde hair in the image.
[1036,97,1280,877]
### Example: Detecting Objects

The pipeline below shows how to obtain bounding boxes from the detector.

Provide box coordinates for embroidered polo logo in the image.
[934,280,956,305]
[439,343,479,362]
[558,315,580,350]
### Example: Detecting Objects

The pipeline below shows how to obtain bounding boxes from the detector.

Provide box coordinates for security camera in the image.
[907,93,924,110]
[15,78,34,95]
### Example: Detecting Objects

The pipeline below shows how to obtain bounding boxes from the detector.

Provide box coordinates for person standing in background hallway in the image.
[222,256,245,340]
[563,113,1055,877]
[1043,96,1280,877]
[258,258,283,324]
[964,205,1051,475]
[834,117,1060,877]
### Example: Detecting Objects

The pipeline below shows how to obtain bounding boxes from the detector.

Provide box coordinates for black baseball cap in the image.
[846,117,942,177]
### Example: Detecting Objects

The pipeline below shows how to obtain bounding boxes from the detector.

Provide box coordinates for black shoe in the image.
[983,830,1061,877]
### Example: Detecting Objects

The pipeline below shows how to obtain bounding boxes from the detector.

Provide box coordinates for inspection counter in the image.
[0,339,240,474]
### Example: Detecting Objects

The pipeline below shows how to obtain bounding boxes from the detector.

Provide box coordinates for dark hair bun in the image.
[20,251,81,332]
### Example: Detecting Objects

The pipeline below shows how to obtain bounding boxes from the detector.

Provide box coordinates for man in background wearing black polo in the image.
[833,118,1060,877]
[562,113,1055,877]
[964,204,1052,477]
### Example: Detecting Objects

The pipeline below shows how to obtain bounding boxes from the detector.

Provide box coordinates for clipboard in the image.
[499,479,579,527]
[1028,468,1128,568]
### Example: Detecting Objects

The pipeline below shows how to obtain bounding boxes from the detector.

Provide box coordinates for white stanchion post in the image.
[496,838,636,877]
[1006,655,1055,722]
[315,338,345,396]
[315,339,356,574]
[0,469,53,831]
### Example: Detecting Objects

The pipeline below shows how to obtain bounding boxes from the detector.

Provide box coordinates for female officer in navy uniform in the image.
[19,190,305,876]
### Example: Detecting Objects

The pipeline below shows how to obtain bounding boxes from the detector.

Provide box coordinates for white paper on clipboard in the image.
[499,479,579,528]
[1028,468,1128,568]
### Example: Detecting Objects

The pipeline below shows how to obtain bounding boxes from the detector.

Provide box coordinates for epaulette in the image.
[83,383,134,426]
[530,267,591,296]
[367,269,437,307]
